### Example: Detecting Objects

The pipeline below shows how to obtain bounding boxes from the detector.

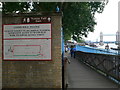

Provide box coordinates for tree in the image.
[2,2,30,13]
[2,1,108,42]
[61,2,107,41]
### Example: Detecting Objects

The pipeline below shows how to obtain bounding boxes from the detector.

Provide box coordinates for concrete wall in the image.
[2,13,62,88]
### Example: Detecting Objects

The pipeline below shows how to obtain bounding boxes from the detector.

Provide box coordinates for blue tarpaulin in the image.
[76,45,120,55]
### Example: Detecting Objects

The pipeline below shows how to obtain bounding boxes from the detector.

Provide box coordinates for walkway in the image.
[0,50,2,89]
[65,53,119,88]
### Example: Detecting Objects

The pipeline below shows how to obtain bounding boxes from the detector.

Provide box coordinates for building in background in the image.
[116,2,120,49]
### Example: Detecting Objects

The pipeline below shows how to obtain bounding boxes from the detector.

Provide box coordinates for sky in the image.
[84,0,120,42]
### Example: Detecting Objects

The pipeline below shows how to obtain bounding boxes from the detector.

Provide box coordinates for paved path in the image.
[65,53,119,88]
[0,58,2,89]
[0,57,2,89]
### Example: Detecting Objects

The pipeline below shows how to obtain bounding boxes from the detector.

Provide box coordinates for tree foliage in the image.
[2,1,108,41]
[2,2,30,13]
[61,2,107,41]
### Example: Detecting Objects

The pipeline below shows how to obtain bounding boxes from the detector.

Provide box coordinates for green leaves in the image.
[61,2,106,41]
[2,2,28,13]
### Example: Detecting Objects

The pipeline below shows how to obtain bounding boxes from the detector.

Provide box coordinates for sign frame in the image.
[2,23,52,61]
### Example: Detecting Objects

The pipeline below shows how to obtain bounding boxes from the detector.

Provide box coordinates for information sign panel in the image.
[3,23,51,61]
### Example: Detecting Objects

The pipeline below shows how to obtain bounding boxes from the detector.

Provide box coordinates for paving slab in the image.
[65,53,119,88]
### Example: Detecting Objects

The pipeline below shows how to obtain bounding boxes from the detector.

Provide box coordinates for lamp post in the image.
[116,31,120,49]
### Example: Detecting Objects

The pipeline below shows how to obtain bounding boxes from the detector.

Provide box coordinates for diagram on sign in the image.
[7,45,43,57]
[4,39,51,60]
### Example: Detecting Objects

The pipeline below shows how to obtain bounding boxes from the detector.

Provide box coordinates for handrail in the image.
[76,51,120,84]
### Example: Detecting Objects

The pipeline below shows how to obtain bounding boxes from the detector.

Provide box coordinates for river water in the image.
[97,43,118,49]
[96,43,120,55]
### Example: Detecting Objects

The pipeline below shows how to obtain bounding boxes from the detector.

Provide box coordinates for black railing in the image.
[76,51,120,84]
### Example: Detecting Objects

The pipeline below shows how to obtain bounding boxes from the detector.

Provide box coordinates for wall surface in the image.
[0,12,2,89]
[2,13,62,88]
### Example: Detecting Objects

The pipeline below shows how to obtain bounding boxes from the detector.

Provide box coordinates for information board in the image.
[3,23,51,60]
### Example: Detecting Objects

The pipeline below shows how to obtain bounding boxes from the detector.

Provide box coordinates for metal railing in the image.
[76,51,120,84]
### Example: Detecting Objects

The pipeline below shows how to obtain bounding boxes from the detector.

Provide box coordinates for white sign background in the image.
[4,23,51,39]
[3,23,51,60]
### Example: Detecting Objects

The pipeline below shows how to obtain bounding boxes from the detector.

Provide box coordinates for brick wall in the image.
[2,13,62,88]
[0,12,2,89]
